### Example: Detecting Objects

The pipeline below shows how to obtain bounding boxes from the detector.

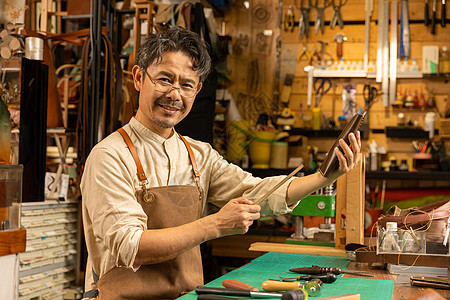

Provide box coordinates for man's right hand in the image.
[212,197,261,236]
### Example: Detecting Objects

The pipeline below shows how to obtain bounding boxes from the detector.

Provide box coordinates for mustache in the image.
[154,97,185,111]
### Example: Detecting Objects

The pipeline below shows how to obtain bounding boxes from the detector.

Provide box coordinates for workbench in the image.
[179,251,450,300]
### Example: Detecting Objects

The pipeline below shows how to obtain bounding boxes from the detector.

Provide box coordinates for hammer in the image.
[196,286,308,300]
[333,33,347,59]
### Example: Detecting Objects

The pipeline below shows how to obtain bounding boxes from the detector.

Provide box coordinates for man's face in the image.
[132,51,202,137]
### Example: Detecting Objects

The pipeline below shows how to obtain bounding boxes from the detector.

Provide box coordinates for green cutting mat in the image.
[179,252,394,300]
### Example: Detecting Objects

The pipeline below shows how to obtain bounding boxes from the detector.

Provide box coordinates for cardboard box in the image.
[422,46,439,74]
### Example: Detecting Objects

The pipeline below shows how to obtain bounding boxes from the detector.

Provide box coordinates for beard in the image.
[153,96,186,128]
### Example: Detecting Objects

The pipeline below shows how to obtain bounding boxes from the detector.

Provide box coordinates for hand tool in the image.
[279,273,337,283]
[297,45,312,65]
[289,266,374,277]
[314,78,332,107]
[284,6,295,32]
[222,279,259,291]
[399,0,410,58]
[330,0,347,29]
[364,0,373,71]
[254,164,304,205]
[442,0,446,27]
[297,0,310,39]
[310,0,332,34]
[333,33,346,59]
[410,276,450,289]
[318,40,333,61]
[262,279,321,296]
[425,0,430,26]
[363,84,378,128]
[195,286,308,300]
[389,0,398,107]
[431,0,437,34]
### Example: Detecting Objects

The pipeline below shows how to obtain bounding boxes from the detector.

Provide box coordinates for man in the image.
[81,26,361,299]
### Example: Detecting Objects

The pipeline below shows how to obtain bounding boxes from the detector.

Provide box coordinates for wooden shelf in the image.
[0,229,26,256]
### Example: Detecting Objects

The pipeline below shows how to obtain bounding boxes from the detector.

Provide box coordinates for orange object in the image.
[222,279,259,291]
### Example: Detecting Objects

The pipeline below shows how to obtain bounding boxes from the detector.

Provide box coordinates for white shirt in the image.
[81,117,296,291]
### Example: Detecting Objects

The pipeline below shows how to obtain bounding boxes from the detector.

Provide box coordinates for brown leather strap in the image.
[117,128,201,182]
[117,128,147,182]
[178,134,200,179]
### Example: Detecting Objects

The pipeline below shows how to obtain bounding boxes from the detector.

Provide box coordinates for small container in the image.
[378,221,401,254]
[439,46,450,74]
[424,112,436,139]
[400,230,426,254]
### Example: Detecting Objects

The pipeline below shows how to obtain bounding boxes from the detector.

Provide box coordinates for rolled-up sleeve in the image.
[82,146,147,270]
[206,155,296,215]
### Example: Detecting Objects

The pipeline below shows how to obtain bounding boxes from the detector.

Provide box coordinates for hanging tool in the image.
[431,0,437,34]
[222,280,259,291]
[289,266,374,277]
[314,78,332,107]
[363,84,378,121]
[364,0,373,71]
[284,6,295,32]
[330,0,347,29]
[262,279,322,296]
[425,0,430,26]
[318,40,333,61]
[278,273,337,283]
[399,0,410,58]
[442,0,446,27]
[298,0,311,39]
[297,45,313,64]
[277,74,296,129]
[195,286,308,300]
[389,0,398,106]
[310,0,332,34]
[333,33,347,59]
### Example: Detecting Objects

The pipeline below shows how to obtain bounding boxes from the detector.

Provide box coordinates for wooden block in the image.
[345,154,365,245]
[335,172,348,249]
[0,229,26,256]
[249,242,347,257]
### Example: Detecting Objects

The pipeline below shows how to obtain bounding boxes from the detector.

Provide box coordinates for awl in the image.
[289,266,374,277]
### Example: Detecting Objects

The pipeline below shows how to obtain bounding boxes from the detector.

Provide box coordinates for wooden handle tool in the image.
[222,279,259,291]
[254,164,304,205]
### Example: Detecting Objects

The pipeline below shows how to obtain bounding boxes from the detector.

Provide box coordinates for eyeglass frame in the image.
[141,68,200,98]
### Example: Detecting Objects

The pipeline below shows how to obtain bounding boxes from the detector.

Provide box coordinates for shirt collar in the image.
[128,117,178,144]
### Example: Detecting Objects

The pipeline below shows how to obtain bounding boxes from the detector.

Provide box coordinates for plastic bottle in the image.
[411,58,419,72]
[439,46,450,74]
[424,112,436,139]
[338,58,345,71]
[381,222,400,253]
[400,57,410,72]
[405,90,414,107]
[367,60,375,72]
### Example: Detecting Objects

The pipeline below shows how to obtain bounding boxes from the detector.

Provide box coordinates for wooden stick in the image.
[380,180,386,210]
[254,164,304,205]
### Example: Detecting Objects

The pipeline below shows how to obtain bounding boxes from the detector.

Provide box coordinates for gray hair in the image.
[136,26,212,82]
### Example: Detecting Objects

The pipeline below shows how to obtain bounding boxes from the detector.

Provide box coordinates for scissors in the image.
[363,84,378,110]
[310,0,332,34]
[314,78,332,106]
[284,5,295,32]
[297,0,310,39]
[330,0,347,29]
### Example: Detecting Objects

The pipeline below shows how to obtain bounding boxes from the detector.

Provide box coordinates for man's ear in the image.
[132,65,143,92]
[196,82,203,95]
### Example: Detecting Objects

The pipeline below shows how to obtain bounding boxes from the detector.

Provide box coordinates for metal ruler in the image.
[389,1,398,106]
[364,0,373,71]
[381,0,390,107]
[376,0,385,82]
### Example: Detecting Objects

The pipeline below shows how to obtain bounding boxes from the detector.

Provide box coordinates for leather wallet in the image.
[319,111,366,177]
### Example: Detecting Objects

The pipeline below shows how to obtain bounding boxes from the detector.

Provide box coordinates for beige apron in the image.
[92,128,204,299]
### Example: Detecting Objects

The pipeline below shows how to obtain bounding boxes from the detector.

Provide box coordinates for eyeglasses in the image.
[142,68,199,98]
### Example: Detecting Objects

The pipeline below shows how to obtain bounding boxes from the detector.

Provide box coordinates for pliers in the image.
[298,0,310,39]
[330,0,347,29]
[284,5,295,32]
[297,45,312,65]
[310,0,332,34]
